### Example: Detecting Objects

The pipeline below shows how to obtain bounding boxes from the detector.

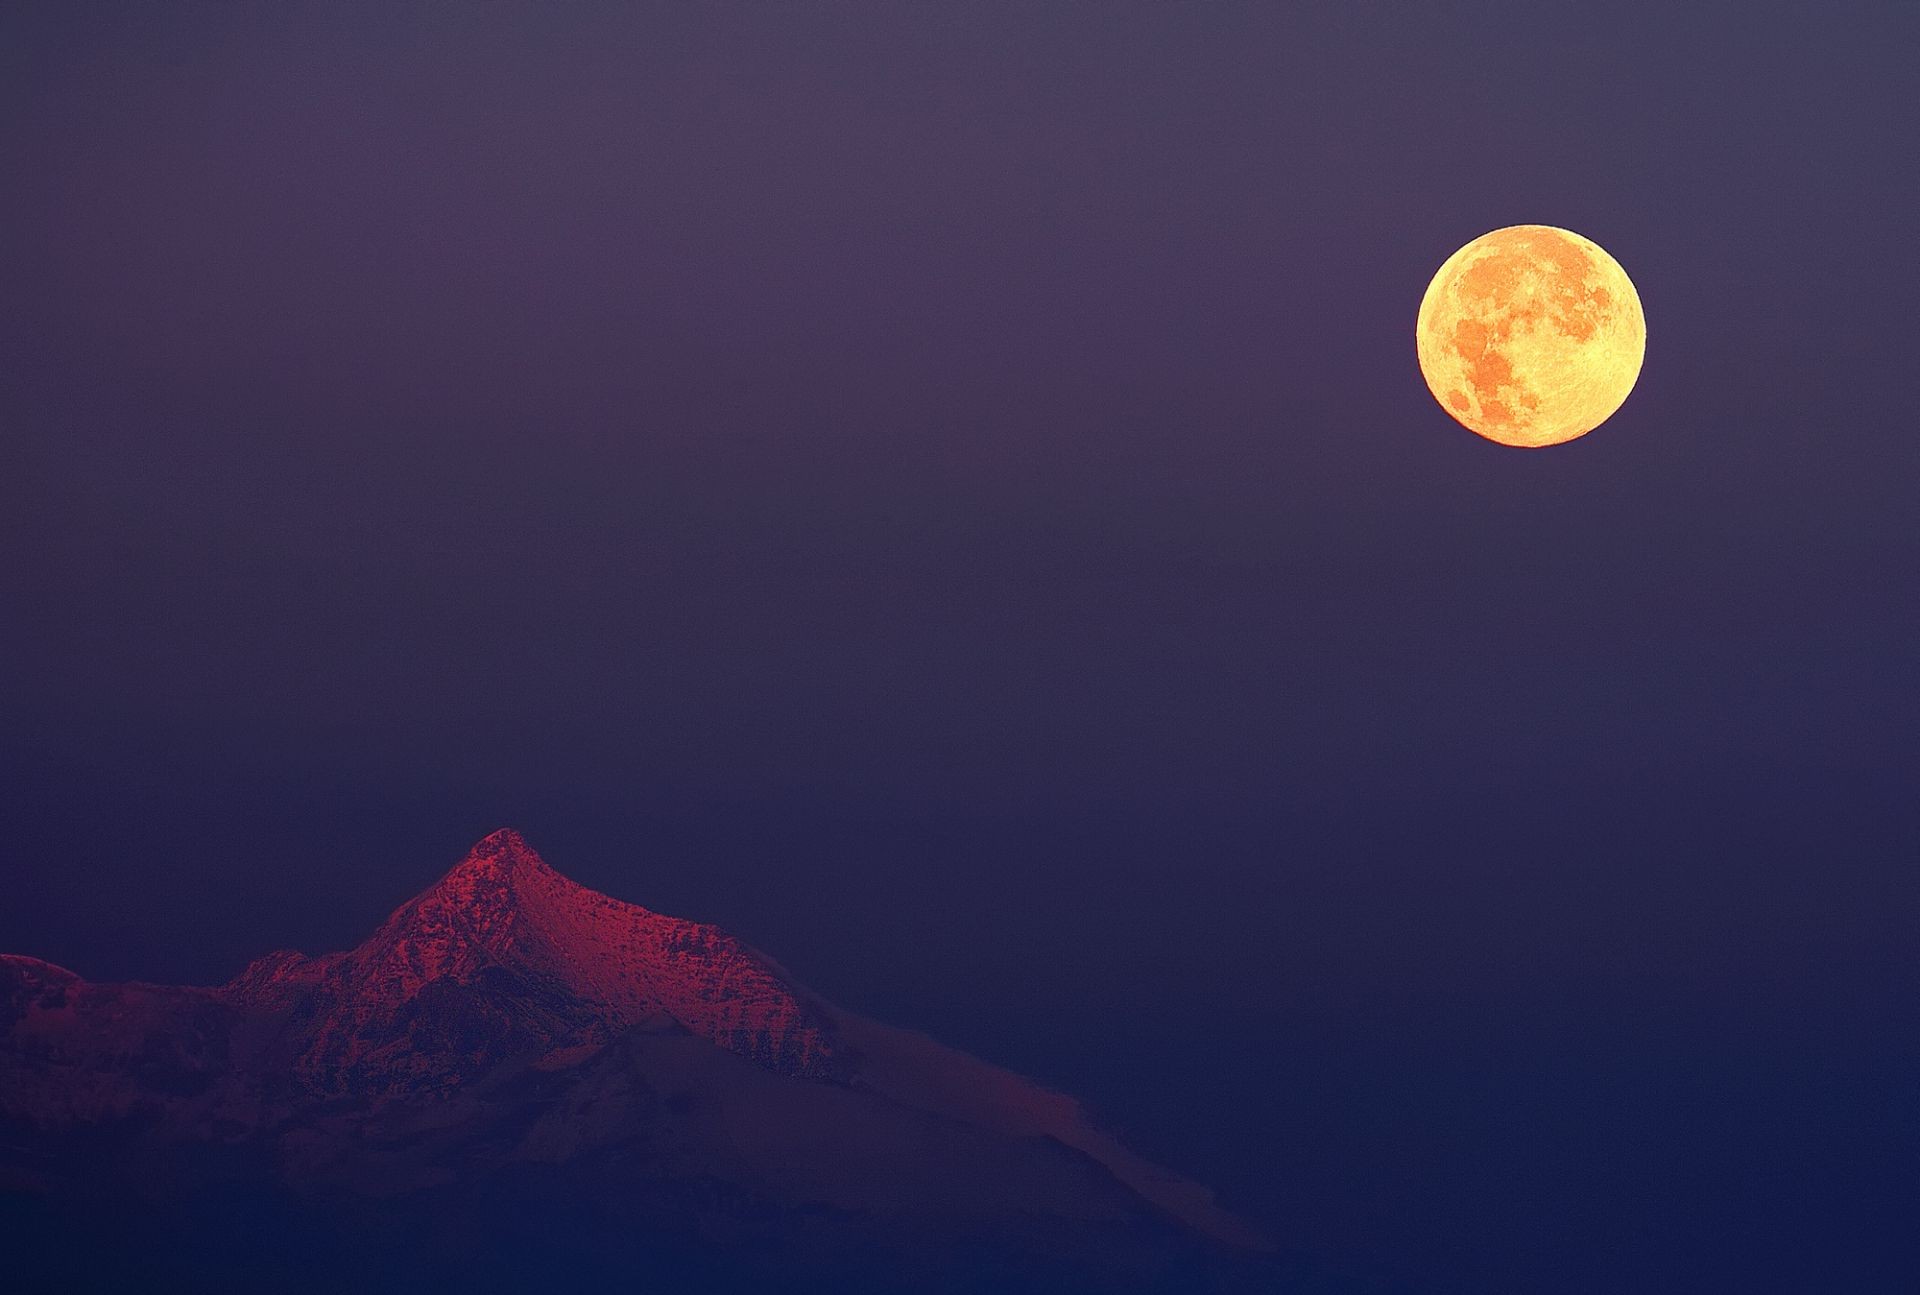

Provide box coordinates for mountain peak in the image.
[235,831,846,1093]
[445,826,557,884]
[415,828,599,938]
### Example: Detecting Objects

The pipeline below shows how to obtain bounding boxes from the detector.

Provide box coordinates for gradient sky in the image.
[4,4,1917,1291]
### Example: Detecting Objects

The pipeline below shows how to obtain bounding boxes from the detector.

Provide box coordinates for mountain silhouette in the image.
[1,831,1329,1293]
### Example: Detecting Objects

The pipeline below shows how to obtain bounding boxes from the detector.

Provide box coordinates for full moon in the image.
[1416,225,1645,448]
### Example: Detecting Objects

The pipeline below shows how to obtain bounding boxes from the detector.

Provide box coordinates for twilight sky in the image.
[3,3,1917,1290]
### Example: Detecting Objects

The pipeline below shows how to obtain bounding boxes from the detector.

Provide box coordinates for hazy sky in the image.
[4,4,1917,1290]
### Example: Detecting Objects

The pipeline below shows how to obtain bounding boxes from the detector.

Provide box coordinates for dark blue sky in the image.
[4,4,1917,1290]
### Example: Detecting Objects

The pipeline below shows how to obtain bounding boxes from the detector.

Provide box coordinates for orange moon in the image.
[1416,225,1645,448]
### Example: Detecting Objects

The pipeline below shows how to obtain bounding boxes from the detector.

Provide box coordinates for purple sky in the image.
[5,4,1918,1290]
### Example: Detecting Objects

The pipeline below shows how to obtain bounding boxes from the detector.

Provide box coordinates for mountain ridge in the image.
[1,829,1266,1263]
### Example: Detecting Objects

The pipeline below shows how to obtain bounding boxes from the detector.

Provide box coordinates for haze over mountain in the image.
[3,831,1329,1293]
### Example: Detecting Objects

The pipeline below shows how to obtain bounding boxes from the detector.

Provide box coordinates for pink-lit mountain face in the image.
[224,829,845,1094]
[1,831,1260,1260]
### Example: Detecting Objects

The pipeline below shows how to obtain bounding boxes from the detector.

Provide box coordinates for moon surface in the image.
[1416,225,1645,447]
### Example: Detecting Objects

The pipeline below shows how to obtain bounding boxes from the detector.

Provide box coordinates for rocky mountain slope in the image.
[3,830,1274,1289]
